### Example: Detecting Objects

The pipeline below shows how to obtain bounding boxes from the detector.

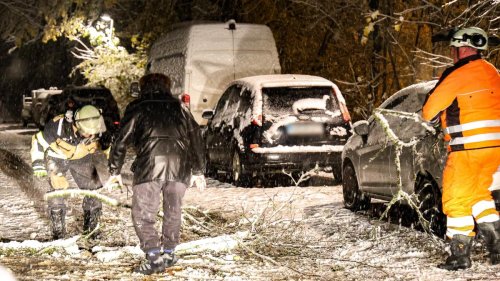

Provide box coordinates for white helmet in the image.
[74,105,106,135]
[450,27,488,50]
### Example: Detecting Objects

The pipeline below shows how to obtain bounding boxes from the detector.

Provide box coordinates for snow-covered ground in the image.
[0,122,498,281]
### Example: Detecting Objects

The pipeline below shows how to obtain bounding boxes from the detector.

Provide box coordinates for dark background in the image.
[0,0,498,122]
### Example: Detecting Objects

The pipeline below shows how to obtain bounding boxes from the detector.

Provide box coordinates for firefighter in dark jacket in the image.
[106,73,206,275]
[423,27,500,270]
[31,105,107,239]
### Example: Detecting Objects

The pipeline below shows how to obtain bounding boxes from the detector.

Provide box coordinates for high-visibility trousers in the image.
[442,146,500,238]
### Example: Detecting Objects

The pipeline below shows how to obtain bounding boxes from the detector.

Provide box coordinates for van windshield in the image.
[262,86,338,116]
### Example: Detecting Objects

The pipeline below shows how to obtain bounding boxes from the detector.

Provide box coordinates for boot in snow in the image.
[162,249,179,268]
[438,234,472,270]
[134,248,165,275]
[83,209,101,238]
[477,220,500,265]
[50,208,66,240]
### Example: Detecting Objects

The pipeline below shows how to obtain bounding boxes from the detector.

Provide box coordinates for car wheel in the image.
[416,176,446,238]
[205,154,217,178]
[342,162,370,211]
[231,151,249,187]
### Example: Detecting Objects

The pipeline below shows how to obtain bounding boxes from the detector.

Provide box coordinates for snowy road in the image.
[0,123,499,281]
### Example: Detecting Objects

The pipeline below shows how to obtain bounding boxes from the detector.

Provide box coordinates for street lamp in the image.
[100,13,114,47]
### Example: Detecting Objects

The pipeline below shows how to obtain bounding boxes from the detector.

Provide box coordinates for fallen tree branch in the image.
[43,189,131,208]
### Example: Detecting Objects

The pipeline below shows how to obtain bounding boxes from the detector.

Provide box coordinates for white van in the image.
[147,20,281,124]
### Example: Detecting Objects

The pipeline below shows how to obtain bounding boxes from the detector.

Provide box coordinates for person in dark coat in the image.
[106,73,206,275]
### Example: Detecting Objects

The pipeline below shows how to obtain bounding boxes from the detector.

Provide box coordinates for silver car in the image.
[341,80,447,236]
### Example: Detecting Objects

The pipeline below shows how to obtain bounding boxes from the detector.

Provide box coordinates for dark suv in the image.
[203,74,352,186]
[39,86,121,134]
[341,80,448,236]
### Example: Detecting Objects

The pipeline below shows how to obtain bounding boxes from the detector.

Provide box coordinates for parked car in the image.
[147,20,281,125]
[39,86,121,136]
[30,87,62,127]
[21,94,33,126]
[203,74,352,186]
[341,80,447,236]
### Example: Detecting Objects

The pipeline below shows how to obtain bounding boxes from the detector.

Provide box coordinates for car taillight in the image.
[181,93,190,108]
[251,114,262,126]
[332,87,351,123]
[113,121,120,125]
[249,144,259,149]
[339,102,351,122]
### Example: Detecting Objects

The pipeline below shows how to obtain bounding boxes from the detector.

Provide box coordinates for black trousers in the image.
[46,154,103,212]
[132,181,187,251]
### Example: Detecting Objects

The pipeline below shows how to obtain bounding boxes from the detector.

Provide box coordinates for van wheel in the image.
[231,151,249,187]
[416,176,446,238]
[342,162,370,211]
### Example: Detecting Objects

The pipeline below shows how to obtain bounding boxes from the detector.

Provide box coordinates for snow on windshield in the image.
[292,95,330,114]
[263,87,337,116]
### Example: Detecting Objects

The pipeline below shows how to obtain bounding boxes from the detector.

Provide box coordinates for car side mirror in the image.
[352,120,369,136]
[202,109,214,120]
[130,82,140,98]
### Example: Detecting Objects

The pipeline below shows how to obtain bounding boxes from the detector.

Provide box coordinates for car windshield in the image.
[262,86,338,115]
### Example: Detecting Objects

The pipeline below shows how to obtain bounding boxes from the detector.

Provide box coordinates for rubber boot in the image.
[438,234,472,270]
[133,248,166,275]
[162,249,179,268]
[50,208,66,240]
[477,220,500,265]
[83,208,101,238]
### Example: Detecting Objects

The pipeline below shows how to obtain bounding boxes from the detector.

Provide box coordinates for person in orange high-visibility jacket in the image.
[423,27,500,271]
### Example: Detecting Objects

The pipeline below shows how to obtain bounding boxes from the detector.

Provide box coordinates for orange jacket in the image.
[423,56,500,151]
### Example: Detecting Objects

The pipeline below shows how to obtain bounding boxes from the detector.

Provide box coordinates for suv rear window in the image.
[262,86,338,115]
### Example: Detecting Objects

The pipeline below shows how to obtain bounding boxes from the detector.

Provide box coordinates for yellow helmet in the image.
[450,27,488,50]
[74,105,106,135]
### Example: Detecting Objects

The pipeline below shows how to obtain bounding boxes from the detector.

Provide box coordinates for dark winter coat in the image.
[108,90,205,185]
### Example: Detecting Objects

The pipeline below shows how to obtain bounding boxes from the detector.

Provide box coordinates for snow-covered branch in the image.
[372,108,438,231]
[44,189,123,207]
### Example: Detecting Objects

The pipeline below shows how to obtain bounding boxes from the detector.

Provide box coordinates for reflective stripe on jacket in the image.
[30,115,99,163]
[422,56,500,151]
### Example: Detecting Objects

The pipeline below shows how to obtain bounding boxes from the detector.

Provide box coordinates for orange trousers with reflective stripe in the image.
[443,147,500,223]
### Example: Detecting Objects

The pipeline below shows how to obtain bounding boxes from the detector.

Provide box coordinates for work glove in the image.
[102,147,111,159]
[190,175,206,191]
[104,174,123,192]
[32,162,47,178]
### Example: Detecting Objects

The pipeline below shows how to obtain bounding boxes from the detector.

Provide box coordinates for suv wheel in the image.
[342,162,370,211]
[416,176,446,238]
[231,151,249,187]
[205,154,217,178]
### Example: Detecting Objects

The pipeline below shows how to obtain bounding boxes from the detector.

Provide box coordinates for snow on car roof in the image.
[232,74,335,90]
[379,80,438,109]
